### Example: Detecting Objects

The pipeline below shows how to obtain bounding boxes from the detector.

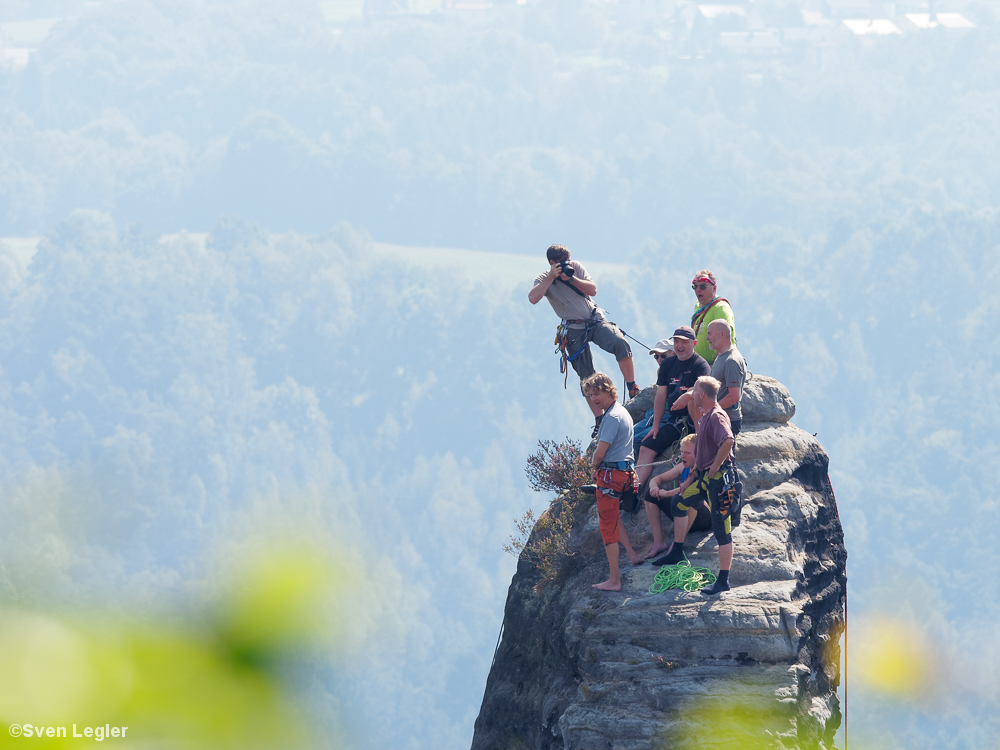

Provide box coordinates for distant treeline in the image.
[2,0,1000,254]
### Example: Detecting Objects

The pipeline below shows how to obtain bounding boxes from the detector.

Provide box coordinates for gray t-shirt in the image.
[596,402,634,464]
[711,346,747,422]
[533,260,602,328]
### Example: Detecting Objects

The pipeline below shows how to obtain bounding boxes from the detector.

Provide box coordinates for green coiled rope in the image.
[648,558,717,594]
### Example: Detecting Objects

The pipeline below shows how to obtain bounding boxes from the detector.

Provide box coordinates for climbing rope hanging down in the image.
[648,558,717,594]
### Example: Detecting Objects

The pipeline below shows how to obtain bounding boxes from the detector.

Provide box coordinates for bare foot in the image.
[644,542,671,560]
[593,579,622,591]
[626,551,644,565]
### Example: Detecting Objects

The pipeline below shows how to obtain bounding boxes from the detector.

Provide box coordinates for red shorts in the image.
[595,468,632,545]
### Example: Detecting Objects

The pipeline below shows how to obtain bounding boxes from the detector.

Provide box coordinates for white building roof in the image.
[843,18,902,35]
[1,48,32,70]
[698,5,746,19]
[905,13,975,29]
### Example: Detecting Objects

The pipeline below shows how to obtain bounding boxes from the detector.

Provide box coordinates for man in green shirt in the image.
[690,270,736,365]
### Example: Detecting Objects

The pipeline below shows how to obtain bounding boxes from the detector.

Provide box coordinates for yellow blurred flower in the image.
[852,617,936,701]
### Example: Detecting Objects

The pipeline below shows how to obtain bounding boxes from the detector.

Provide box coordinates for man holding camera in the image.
[529,245,638,416]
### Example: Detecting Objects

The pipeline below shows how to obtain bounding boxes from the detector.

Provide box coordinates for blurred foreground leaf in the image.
[0,544,345,749]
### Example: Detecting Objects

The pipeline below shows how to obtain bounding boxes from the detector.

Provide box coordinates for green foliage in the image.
[206,215,268,253]
[662,693,798,750]
[503,502,578,593]
[505,439,592,592]
[0,544,342,750]
[3,1,1000,252]
[524,438,592,495]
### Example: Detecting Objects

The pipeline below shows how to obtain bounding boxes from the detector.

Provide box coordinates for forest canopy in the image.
[2,0,1000,253]
[2,1,1000,749]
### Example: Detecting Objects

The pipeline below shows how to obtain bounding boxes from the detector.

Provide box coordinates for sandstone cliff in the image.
[472,376,846,750]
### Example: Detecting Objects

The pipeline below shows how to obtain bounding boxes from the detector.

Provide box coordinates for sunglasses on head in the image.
[692,282,713,291]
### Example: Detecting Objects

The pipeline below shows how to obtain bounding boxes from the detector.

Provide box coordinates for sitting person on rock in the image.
[688,376,736,595]
[690,270,736,365]
[631,338,677,454]
[643,434,711,562]
[672,319,747,435]
[649,337,675,364]
[635,326,710,491]
[582,372,643,592]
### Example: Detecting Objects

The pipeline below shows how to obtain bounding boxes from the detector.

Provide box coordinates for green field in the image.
[0,17,63,47]
[153,233,629,291]
[0,237,40,270]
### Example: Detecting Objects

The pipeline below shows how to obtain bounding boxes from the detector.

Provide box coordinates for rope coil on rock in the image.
[648,558,717,594]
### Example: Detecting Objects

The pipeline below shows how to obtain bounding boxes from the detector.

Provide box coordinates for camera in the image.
[559,260,575,278]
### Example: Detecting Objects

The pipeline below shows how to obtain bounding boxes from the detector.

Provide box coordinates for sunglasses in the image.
[691,282,713,291]
[653,353,670,361]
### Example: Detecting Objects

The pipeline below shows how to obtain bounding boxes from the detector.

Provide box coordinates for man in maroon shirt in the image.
[690,375,736,595]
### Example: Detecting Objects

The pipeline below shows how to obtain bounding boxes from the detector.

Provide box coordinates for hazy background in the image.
[1,0,999,748]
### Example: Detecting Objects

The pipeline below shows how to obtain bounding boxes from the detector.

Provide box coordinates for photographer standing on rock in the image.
[529,245,639,424]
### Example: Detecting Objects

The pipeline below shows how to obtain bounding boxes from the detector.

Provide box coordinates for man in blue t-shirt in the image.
[582,372,642,592]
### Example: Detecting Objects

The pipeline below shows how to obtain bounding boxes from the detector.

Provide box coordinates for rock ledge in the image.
[472,377,845,750]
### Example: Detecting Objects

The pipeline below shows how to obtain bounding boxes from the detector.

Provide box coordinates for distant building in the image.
[904,12,975,29]
[718,30,788,56]
[443,0,493,9]
[842,18,902,35]
[0,36,33,70]
[822,0,885,18]
[697,5,746,20]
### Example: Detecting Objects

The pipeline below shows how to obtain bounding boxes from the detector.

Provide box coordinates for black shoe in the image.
[581,484,597,495]
[652,545,685,567]
[701,579,731,596]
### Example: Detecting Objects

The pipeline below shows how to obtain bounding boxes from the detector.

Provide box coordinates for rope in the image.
[489,618,504,672]
[648,558,717,594]
[618,328,652,352]
[826,473,847,750]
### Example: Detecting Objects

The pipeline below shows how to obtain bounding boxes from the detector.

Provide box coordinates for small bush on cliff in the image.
[524,438,593,494]
[504,439,591,592]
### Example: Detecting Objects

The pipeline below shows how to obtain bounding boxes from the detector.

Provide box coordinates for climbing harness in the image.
[691,297,733,341]
[718,462,743,528]
[648,558,717,594]
[549,276,653,391]
[555,312,601,389]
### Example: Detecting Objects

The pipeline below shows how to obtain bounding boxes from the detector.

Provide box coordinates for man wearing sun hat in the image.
[690,270,736,365]
[629,338,677,453]
[649,338,675,359]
